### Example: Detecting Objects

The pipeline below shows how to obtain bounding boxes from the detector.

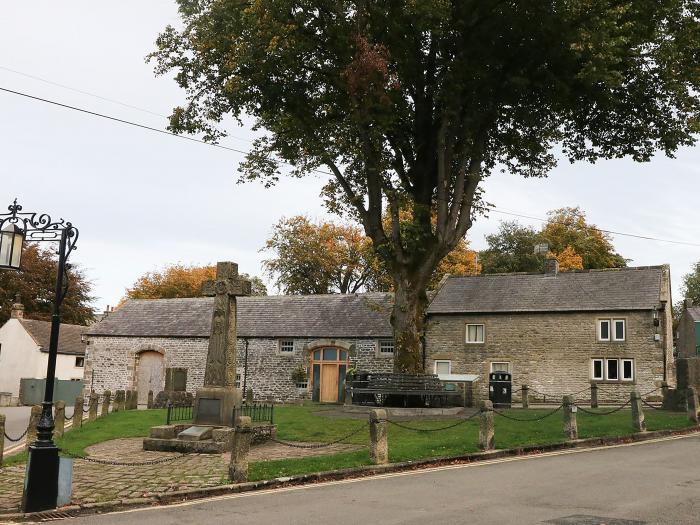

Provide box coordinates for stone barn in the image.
[84,293,395,403]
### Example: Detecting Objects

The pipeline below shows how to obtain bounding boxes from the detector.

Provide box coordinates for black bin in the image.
[488,371,512,408]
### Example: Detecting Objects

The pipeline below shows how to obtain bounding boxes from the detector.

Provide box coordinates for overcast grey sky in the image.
[1,1,698,312]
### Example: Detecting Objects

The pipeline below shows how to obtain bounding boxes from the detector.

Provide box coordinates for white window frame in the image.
[378,340,395,357]
[612,319,626,342]
[434,360,452,375]
[465,324,485,344]
[621,358,634,381]
[490,362,511,374]
[598,319,611,341]
[279,339,295,354]
[605,358,619,381]
[591,358,604,381]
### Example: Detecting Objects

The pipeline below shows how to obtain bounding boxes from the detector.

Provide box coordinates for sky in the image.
[1,1,698,312]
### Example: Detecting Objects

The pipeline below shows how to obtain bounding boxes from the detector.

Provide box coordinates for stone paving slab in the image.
[0,438,362,514]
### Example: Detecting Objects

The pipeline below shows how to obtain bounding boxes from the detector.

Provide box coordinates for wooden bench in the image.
[350,373,460,407]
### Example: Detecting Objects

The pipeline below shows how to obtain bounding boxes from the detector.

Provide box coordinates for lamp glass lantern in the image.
[0,223,23,269]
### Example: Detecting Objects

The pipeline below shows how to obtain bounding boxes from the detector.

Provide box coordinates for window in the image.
[75,356,84,368]
[434,360,451,375]
[279,340,294,353]
[235,373,241,388]
[490,362,511,373]
[591,359,604,380]
[466,324,485,343]
[621,359,634,381]
[378,340,394,356]
[598,319,626,342]
[613,319,626,341]
[606,358,619,380]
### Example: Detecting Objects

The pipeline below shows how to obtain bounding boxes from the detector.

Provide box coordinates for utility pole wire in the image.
[1,85,698,248]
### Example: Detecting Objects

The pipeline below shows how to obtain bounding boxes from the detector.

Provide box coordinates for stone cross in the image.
[201,262,251,388]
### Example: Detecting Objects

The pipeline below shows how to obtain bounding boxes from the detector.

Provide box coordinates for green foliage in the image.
[150,1,700,372]
[681,261,700,304]
[480,207,627,274]
[0,243,94,325]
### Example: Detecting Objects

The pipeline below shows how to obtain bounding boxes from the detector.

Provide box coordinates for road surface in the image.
[63,433,700,525]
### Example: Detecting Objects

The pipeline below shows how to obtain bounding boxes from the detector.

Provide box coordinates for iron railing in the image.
[166,403,193,425]
[234,403,274,425]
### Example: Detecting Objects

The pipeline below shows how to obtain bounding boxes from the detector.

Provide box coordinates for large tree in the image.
[125,264,267,300]
[0,244,94,325]
[263,215,479,294]
[480,207,627,273]
[680,261,700,305]
[151,1,700,373]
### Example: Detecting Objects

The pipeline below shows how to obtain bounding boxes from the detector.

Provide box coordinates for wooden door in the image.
[137,351,164,404]
[320,364,339,403]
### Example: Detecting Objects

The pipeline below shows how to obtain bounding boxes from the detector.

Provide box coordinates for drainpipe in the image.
[242,338,249,397]
[420,334,426,373]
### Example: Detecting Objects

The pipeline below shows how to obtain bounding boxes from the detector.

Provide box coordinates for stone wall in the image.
[84,335,394,402]
[424,309,672,402]
[83,336,209,395]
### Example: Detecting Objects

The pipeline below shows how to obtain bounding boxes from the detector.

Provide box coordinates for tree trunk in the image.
[391,277,428,374]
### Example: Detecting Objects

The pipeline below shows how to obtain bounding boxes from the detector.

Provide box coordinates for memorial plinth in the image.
[144,261,250,453]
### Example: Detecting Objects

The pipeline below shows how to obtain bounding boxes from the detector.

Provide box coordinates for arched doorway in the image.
[310,347,349,403]
[136,351,165,405]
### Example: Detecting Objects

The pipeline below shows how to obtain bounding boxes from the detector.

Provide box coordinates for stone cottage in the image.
[425,263,674,401]
[84,293,394,403]
[677,298,700,358]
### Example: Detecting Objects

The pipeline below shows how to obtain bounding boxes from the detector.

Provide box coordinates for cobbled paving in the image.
[0,438,362,513]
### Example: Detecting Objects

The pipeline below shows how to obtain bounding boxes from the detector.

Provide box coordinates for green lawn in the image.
[248,405,695,481]
[2,405,694,482]
[2,409,167,467]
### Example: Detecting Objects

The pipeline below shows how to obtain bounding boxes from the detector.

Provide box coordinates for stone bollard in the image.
[630,388,646,432]
[89,393,99,422]
[118,390,126,411]
[563,395,577,440]
[54,400,66,438]
[687,387,700,424]
[112,391,121,412]
[479,400,495,451]
[73,396,84,430]
[101,391,111,417]
[590,383,598,409]
[147,390,154,409]
[228,416,253,483]
[369,409,388,465]
[522,385,529,409]
[0,413,5,465]
[26,405,42,448]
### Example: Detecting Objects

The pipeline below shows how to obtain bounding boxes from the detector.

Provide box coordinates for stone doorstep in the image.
[178,426,213,442]
[5,426,699,522]
[142,437,225,454]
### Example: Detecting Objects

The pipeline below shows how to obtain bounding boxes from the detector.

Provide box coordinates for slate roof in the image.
[686,308,700,322]
[428,266,666,314]
[19,319,87,356]
[86,293,394,339]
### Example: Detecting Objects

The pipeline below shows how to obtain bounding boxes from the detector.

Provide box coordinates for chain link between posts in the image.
[270,423,368,449]
[60,450,188,466]
[386,410,480,432]
[3,428,28,443]
[492,404,563,422]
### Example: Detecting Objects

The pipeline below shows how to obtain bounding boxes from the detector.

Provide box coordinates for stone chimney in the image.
[544,258,559,277]
[10,294,24,319]
[685,298,694,309]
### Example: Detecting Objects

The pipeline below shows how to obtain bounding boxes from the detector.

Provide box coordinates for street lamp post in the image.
[0,199,79,513]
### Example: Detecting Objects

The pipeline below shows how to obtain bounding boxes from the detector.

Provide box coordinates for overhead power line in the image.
[1,85,697,248]
[486,208,700,248]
